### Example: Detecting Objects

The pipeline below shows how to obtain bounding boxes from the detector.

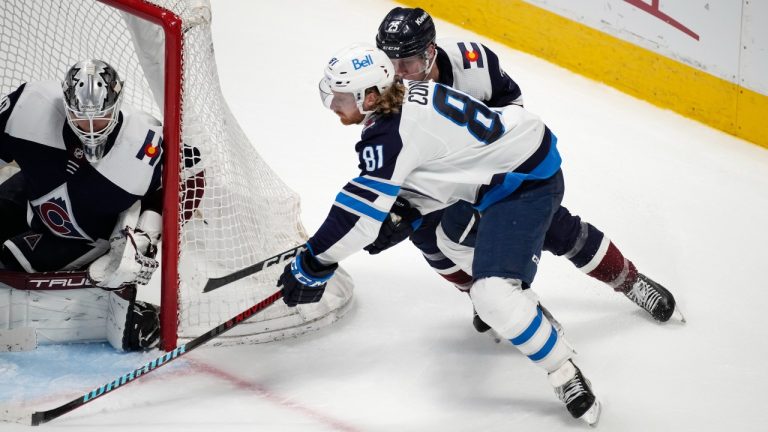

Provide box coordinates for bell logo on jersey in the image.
[352,54,375,70]
[135,130,163,166]
[458,42,485,70]
[30,184,93,241]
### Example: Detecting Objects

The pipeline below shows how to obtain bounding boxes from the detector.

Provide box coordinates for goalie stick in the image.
[202,244,305,292]
[2,289,283,426]
[0,269,94,291]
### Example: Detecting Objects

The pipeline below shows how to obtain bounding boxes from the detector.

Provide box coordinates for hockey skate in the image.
[549,360,601,426]
[625,273,685,323]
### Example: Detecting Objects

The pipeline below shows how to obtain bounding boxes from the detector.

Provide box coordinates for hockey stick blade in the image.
[202,244,305,293]
[22,290,283,426]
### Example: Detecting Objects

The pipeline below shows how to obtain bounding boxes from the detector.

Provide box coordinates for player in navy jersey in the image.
[368,7,683,328]
[0,60,164,352]
[277,44,605,424]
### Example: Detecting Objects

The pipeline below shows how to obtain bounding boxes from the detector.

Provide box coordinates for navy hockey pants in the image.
[470,170,565,284]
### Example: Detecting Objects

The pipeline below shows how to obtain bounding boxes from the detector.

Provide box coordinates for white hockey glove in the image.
[88,211,161,289]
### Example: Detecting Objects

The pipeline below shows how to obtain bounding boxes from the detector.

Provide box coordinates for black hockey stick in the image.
[3,289,283,426]
[202,244,305,292]
[0,269,94,290]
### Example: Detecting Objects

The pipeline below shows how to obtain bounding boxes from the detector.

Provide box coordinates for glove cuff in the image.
[290,252,337,287]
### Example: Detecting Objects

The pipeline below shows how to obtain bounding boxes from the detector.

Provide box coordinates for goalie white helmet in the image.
[318,43,395,115]
[62,59,124,162]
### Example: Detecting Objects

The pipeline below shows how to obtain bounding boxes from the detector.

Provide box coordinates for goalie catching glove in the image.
[277,249,338,307]
[89,210,161,289]
[364,196,422,255]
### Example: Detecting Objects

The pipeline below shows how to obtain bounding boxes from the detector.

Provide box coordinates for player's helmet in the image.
[62,60,124,162]
[376,7,436,59]
[375,7,437,80]
[318,43,395,115]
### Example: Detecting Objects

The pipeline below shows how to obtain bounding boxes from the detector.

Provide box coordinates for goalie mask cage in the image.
[0,0,354,350]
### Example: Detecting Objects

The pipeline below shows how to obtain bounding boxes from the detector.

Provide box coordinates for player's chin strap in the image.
[88,204,161,289]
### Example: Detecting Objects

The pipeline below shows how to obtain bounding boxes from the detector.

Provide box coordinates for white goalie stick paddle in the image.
[202,244,305,292]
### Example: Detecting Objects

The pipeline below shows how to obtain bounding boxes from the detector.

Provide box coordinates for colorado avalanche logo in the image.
[30,184,93,241]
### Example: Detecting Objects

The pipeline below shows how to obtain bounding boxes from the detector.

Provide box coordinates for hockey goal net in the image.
[0,0,353,350]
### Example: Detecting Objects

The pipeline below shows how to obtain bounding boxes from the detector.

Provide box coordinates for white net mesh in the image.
[0,0,353,345]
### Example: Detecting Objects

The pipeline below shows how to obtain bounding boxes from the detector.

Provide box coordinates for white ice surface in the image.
[2,0,767,431]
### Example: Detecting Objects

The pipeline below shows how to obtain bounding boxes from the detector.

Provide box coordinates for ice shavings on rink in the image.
[0,344,187,402]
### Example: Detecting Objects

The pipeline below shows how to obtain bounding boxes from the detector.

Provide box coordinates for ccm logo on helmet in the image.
[352,54,375,70]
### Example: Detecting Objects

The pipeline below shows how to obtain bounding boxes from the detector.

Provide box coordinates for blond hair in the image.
[366,81,406,115]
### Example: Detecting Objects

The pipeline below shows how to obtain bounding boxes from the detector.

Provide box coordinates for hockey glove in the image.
[364,197,422,255]
[277,251,338,307]
[89,210,161,289]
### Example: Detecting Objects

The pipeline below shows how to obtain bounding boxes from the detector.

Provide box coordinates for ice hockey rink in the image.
[2,0,768,430]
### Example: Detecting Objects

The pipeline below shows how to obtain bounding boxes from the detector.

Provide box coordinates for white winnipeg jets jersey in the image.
[308,80,560,264]
[435,38,524,108]
[0,81,163,243]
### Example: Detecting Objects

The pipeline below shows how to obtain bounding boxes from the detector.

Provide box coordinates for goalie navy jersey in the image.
[0,81,163,243]
[435,38,523,108]
[308,80,560,264]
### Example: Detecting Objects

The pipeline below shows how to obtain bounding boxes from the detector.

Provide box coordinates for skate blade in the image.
[489,329,503,344]
[671,306,686,323]
[580,399,602,427]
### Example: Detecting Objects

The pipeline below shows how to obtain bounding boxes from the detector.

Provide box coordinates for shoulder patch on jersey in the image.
[457,42,485,69]
[135,130,163,166]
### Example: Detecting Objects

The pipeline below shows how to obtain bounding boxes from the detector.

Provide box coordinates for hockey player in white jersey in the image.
[277,44,602,425]
[369,7,683,328]
[0,60,163,352]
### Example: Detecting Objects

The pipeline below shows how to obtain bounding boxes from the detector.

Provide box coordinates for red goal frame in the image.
[98,0,182,350]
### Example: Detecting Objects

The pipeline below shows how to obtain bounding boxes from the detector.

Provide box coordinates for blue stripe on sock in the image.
[510,307,543,346]
[528,326,558,362]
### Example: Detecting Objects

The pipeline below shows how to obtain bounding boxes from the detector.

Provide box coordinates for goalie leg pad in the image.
[106,286,160,352]
[0,284,110,344]
[471,277,573,372]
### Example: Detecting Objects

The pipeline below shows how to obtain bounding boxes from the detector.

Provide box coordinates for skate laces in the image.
[556,373,589,405]
[627,278,662,313]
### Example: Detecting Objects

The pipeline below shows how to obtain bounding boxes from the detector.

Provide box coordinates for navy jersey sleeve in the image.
[483,45,524,108]
[0,83,27,163]
[307,115,409,264]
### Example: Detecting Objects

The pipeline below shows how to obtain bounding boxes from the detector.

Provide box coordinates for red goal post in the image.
[98,0,184,350]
